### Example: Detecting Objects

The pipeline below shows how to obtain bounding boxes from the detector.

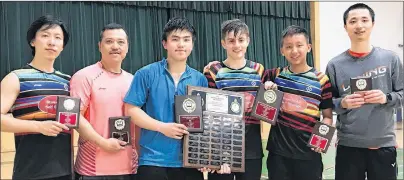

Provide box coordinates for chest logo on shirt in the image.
[251,81,256,86]
[115,119,125,130]
[319,125,329,135]
[183,98,196,113]
[264,91,276,104]
[64,84,69,91]
[356,79,367,90]
[306,86,312,92]
[230,99,241,113]
[38,95,57,114]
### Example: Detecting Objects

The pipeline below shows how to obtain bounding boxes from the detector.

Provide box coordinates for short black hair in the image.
[26,15,69,56]
[99,23,128,42]
[221,19,249,40]
[343,3,375,25]
[280,25,310,47]
[162,17,196,41]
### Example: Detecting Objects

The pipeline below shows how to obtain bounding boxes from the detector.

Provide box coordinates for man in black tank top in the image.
[1,15,127,180]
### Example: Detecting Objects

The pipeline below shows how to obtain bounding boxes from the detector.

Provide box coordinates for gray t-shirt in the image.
[326,47,403,148]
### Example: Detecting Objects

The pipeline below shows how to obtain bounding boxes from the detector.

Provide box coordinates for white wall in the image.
[319,2,403,72]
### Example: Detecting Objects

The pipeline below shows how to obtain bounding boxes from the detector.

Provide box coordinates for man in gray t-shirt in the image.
[325,3,403,180]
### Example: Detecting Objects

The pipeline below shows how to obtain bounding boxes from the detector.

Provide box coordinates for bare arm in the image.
[75,110,126,148]
[1,73,68,135]
[124,103,188,139]
[321,108,333,126]
[125,104,164,132]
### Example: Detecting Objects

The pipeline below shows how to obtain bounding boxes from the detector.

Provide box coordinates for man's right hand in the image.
[341,93,365,109]
[99,138,126,152]
[159,123,189,139]
[37,121,69,136]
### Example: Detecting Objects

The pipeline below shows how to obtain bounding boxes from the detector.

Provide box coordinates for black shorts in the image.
[335,145,397,180]
[74,172,136,180]
[41,175,72,180]
[208,158,262,180]
[136,165,203,180]
[266,152,323,180]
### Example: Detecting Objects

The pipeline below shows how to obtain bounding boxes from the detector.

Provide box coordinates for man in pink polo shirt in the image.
[70,23,137,180]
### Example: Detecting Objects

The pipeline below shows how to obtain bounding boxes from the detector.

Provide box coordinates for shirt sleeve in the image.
[325,61,350,115]
[385,54,403,107]
[70,71,91,113]
[204,62,221,88]
[319,73,334,110]
[199,74,208,88]
[261,67,280,83]
[123,69,149,107]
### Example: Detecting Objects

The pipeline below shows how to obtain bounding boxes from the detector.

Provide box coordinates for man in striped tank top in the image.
[1,15,124,180]
[204,19,265,180]
[262,25,333,180]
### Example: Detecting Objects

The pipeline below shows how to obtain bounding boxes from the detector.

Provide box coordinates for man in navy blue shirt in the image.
[124,17,207,180]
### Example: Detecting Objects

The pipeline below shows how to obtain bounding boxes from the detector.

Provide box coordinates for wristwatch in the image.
[386,93,393,103]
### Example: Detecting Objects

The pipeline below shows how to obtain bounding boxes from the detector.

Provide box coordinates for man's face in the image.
[31,25,64,60]
[98,29,128,63]
[280,34,311,66]
[162,29,193,62]
[221,31,249,60]
[344,8,374,43]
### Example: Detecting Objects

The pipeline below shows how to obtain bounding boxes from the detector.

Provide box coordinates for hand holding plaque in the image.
[175,95,203,133]
[251,84,284,125]
[307,122,336,153]
[56,96,80,128]
[109,116,131,145]
[350,77,372,95]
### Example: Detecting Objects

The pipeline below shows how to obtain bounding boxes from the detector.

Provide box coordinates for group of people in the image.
[1,2,402,180]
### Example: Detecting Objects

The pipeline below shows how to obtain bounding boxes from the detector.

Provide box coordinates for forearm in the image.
[125,104,163,133]
[76,115,106,146]
[1,114,40,133]
[386,56,404,107]
[134,125,141,155]
[321,108,333,126]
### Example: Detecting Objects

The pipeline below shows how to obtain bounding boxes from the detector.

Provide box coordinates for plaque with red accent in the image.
[183,86,246,172]
[307,122,336,153]
[350,76,372,94]
[109,116,131,145]
[56,96,80,128]
[175,95,203,133]
[251,84,284,125]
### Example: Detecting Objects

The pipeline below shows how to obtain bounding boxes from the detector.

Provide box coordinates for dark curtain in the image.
[0,1,312,79]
